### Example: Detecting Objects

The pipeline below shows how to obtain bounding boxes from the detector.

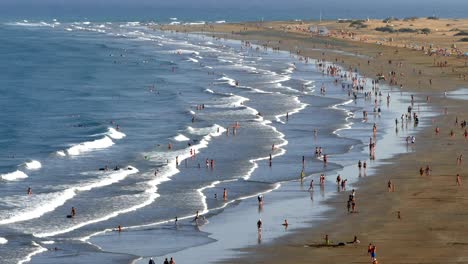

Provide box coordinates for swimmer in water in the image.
[257,195,263,204]
[27,187,32,196]
[282,219,289,227]
[71,207,76,218]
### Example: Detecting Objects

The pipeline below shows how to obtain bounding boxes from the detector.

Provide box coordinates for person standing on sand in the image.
[457,174,462,186]
[388,180,393,192]
[164,258,169,264]
[169,257,175,264]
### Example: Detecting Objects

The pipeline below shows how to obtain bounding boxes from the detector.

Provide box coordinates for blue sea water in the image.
[0,9,439,264]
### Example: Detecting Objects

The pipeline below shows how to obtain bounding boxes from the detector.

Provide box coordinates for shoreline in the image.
[158,20,468,263]
[9,19,466,264]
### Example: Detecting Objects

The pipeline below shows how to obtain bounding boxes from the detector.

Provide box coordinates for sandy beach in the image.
[160,18,468,263]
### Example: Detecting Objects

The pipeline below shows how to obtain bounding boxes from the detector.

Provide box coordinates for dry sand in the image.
[158,19,468,263]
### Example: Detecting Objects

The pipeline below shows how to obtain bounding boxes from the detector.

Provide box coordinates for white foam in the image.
[0,237,7,244]
[106,127,126,140]
[42,241,55,244]
[0,167,138,226]
[1,170,28,181]
[7,21,54,27]
[170,18,178,21]
[17,241,47,264]
[187,57,199,63]
[215,20,226,24]
[187,124,226,136]
[55,150,66,157]
[274,96,308,123]
[171,49,200,55]
[24,160,42,170]
[331,99,355,136]
[66,136,114,156]
[78,125,229,240]
[185,21,206,25]
[205,88,214,94]
[173,134,190,142]
[218,76,236,87]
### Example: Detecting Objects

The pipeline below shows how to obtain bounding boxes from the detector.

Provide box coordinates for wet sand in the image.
[160,20,468,263]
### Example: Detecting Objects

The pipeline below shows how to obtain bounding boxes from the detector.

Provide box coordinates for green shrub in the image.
[403,17,418,21]
[420,28,431,34]
[375,26,396,33]
[398,28,418,33]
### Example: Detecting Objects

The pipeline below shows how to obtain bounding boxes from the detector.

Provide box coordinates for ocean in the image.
[0,16,436,264]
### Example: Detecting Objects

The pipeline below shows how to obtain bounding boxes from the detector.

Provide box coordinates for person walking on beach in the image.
[169,257,175,264]
[370,245,377,261]
[164,258,169,264]
[358,160,362,170]
[257,219,262,230]
[457,174,462,186]
[368,243,373,256]
[308,179,314,191]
